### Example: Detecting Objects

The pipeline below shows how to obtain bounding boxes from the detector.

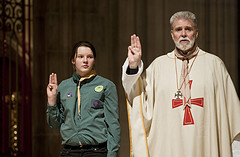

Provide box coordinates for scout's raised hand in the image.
[128,34,142,69]
[47,73,58,106]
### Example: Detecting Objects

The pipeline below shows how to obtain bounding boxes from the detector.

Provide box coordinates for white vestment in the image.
[122,49,240,157]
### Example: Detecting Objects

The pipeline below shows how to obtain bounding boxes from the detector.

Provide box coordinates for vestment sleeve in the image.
[215,60,240,156]
[122,58,144,100]
[219,62,240,142]
[46,92,64,129]
[104,82,121,157]
[122,58,155,157]
[225,70,240,156]
[122,57,154,119]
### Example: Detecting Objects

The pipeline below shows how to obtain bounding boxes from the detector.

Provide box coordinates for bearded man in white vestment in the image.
[122,11,240,157]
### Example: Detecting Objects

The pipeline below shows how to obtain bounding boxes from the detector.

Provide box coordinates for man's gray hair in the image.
[170,11,197,30]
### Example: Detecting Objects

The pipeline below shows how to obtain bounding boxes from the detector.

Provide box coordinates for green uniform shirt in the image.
[47,75,120,157]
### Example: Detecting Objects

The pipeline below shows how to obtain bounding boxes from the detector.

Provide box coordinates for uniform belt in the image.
[64,142,107,150]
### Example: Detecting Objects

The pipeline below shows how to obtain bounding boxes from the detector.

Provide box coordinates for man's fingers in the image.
[128,46,135,55]
[131,35,134,47]
[134,35,138,48]
[136,37,142,56]
[131,34,138,48]
[129,46,141,55]
[129,34,142,57]
[136,36,141,48]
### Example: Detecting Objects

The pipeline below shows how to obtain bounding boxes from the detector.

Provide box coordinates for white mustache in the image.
[178,37,190,42]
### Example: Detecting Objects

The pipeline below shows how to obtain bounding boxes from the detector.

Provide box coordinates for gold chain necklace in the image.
[174,50,199,99]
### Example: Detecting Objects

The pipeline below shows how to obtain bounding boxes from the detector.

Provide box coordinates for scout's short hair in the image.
[71,41,96,61]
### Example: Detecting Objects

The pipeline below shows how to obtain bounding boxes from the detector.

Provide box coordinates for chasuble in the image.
[122,49,240,157]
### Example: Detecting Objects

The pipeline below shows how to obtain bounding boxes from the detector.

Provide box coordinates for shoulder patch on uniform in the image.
[67,92,72,97]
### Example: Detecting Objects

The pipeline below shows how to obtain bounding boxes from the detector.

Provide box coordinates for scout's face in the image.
[171,18,198,53]
[72,46,95,77]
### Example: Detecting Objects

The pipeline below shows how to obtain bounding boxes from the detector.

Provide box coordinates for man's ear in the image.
[195,29,198,38]
[170,30,174,40]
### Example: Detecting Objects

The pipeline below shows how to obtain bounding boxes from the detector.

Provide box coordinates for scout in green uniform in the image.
[46,41,120,157]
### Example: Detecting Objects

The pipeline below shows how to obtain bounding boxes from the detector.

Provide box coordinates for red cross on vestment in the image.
[172,80,204,125]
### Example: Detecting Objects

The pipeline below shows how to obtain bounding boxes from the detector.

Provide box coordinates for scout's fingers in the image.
[48,84,53,91]
[49,73,58,85]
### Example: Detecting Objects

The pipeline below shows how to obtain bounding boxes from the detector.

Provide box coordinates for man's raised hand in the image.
[128,34,142,69]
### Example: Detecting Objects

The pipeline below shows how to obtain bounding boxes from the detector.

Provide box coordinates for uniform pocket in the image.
[89,92,105,116]
[89,99,104,115]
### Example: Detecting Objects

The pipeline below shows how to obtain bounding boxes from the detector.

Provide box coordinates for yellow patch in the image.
[95,85,103,92]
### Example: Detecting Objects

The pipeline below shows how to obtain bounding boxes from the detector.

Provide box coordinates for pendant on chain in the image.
[174,90,182,99]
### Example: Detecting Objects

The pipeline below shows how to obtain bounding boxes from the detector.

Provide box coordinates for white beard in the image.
[174,36,195,52]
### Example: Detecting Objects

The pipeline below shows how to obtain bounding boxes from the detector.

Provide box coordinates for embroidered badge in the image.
[95,85,103,92]
[93,100,100,108]
[67,92,72,97]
